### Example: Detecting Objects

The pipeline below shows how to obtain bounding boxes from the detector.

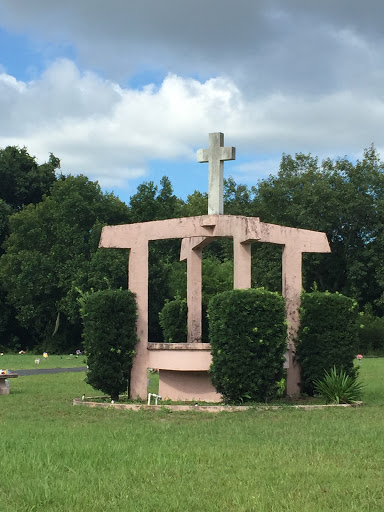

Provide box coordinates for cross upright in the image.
[197,132,236,214]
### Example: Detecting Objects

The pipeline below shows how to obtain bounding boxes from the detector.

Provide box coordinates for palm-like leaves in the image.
[314,366,364,404]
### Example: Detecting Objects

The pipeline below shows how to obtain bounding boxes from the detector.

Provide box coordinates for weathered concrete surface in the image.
[197,132,235,215]
[148,342,212,350]
[74,399,363,412]
[148,343,220,400]
[180,237,215,342]
[159,370,221,402]
[100,215,262,400]
[258,222,330,395]
[148,343,212,371]
[128,240,149,399]
[100,215,261,248]
[100,214,331,400]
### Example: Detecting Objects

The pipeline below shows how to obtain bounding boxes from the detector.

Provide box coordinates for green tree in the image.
[251,146,384,310]
[224,177,255,216]
[0,147,60,350]
[130,176,183,222]
[0,146,59,210]
[181,190,207,217]
[0,199,11,253]
[0,175,130,351]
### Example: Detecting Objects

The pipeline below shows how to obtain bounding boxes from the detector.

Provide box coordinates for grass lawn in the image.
[0,358,383,511]
[0,353,86,371]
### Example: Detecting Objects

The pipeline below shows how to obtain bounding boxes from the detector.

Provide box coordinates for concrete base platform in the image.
[147,343,221,402]
[159,370,221,402]
[73,399,364,412]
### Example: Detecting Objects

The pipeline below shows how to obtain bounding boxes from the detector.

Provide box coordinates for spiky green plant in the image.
[314,366,364,404]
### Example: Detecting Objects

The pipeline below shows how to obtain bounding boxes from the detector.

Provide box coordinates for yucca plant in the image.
[314,366,364,404]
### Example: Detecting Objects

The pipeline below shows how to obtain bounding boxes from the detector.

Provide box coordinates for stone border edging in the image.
[73,398,363,412]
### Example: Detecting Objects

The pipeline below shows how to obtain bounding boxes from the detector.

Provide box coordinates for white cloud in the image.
[0,59,383,189]
[2,0,384,98]
[0,60,243,187]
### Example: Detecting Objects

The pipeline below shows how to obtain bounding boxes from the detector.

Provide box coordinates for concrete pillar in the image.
[282,243,302,396]
[128,241,149,399]
[233,238,252,289]
[181,236,216,343]
[187,246,203,342]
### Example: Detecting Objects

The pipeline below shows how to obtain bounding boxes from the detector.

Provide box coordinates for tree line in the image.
[1,144,384,353]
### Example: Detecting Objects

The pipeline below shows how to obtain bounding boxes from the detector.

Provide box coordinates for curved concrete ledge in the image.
[148,343,211,350]
[73,398,363,413]
[147,344,213,373]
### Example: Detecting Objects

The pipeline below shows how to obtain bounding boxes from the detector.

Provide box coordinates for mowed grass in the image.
[0,353,86,371]
[0,359,383,511]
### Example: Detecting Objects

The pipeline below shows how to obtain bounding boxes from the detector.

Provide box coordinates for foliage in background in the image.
[251,147,384,312]
[80,288,138,401]
[0,286,29,352]
[0,146,61,350]
[167,257,234,341]
[129,177,183,341]
[314,366,364,404]
[0,175,130,352]
[358,305,384,354]
[0,146,59,211]
[296,291,359,395]
[208,288,286,403]
[159,296,187,342]
[3,143,384,352]
[0,199,12,253]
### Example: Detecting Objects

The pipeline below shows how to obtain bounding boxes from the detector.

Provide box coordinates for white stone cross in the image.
[197,132,236,214]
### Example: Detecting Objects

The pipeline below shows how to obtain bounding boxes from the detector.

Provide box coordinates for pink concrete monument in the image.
[99,133,331,401]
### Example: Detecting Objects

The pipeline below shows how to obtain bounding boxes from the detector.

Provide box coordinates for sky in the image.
[1,0,384,204]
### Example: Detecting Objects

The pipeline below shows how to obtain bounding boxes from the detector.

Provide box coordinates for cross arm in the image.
[197,149,209,163]
[220,146,236,161]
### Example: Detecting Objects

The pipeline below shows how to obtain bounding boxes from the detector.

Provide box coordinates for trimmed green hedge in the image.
[358,309,384,354]
[296,292,358,395]
[208,288,287,403]
[159,297,187,342]
[81,289,138,401]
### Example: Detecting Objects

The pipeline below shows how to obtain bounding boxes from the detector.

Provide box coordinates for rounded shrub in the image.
[159,297,187,342]
[208,288,287,403]
[358,310,384,354]
[296,291,358,396]
[81,289,138,401]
